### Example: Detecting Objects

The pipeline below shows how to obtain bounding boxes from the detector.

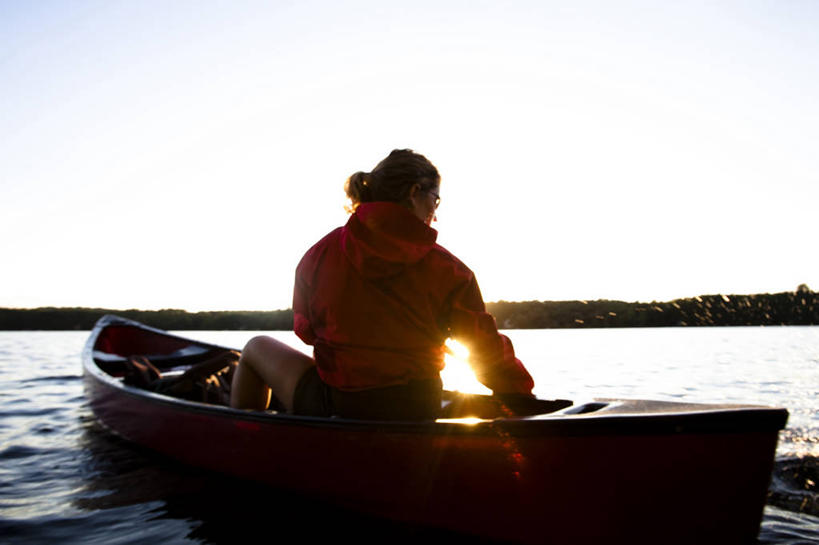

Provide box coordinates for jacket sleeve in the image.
[448,274,535,396]
[292,255,317,346]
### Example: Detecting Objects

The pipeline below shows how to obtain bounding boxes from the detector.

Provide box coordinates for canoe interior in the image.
[92,324,228,376]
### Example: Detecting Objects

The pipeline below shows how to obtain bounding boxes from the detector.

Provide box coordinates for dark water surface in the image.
[1,329,817,544]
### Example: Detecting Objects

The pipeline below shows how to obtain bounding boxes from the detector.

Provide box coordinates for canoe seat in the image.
[93,345,224,377]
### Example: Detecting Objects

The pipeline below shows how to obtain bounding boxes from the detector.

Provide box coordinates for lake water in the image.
[0,326,817,544]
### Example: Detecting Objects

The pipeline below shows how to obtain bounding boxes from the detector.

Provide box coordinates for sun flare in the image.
[440,338,491,395]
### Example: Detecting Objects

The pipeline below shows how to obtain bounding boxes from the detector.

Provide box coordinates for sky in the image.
[2,0,817,312]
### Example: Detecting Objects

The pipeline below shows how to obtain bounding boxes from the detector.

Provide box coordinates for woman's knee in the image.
[242,335,275,359]
[239,335,314,410]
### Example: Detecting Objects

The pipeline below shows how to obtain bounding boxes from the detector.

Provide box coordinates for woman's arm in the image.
[448,274,535,396]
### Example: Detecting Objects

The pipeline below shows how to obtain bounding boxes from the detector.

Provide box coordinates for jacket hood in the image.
[342,202,438,279]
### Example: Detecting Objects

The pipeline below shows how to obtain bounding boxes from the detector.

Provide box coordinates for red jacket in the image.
[293,202,534,395]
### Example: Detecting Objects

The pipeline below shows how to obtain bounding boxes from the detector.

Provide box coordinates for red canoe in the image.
[83,314,787,544]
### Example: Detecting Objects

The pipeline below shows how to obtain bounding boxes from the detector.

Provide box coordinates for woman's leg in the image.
[230,335,315,412]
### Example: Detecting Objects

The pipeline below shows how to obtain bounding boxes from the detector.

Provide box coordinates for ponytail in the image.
[344,171,372,212]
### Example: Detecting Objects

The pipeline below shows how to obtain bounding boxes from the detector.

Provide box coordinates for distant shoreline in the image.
[1,288,816,331]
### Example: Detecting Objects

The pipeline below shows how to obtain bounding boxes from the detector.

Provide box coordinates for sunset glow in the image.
[441,338,490,395]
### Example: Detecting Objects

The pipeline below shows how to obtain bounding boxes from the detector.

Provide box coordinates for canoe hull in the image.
[83,315,786,544]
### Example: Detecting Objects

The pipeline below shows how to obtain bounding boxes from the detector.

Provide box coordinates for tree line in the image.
[486,285,817,329]
[0,286,816,331]
[0,307,294,331]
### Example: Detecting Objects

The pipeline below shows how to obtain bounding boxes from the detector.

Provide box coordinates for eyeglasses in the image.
[426,189,441,208]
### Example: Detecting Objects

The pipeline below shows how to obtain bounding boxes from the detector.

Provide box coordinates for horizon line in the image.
[2,287,814,314]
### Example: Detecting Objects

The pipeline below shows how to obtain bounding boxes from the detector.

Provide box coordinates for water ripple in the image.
[0,406,62,418]
[758,507,819,545]
[0,445,48,460]
[21,374,82,384]
[0,503,196,545]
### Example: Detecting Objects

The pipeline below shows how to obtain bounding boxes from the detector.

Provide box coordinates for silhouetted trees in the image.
[487,287,817,329]
[1,286,816,330]
[0,307,294,331]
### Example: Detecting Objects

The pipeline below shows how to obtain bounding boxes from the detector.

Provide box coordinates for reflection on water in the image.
[768,457,819,517]
[759,507,819,545]
[0,328,817,544]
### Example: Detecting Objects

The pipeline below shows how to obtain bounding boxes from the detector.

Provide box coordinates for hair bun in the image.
[344,171,372,211]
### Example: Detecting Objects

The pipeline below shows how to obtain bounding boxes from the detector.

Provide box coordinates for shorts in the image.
[292,366,442,421]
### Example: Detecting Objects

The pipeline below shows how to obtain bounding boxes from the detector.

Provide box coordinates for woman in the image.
[230,149,534,419]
